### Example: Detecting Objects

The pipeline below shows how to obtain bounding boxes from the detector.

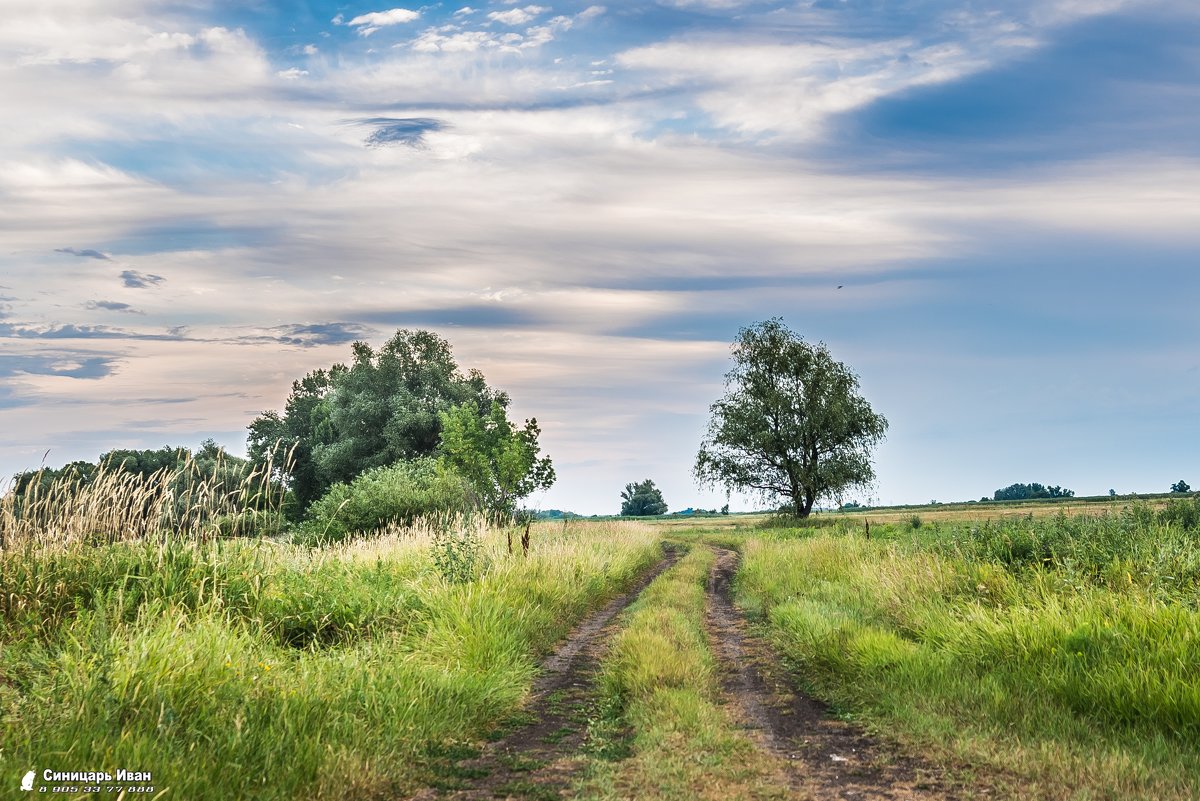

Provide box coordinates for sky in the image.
[1,0,1198,514]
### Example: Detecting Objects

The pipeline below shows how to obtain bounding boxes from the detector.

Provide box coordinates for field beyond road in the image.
[3,497,1199,800]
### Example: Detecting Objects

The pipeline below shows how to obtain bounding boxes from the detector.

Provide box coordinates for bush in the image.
[431,522,485,584]
[300,458,470,544]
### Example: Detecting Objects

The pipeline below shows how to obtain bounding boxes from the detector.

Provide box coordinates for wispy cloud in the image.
[56,247,110,260]
[487,6,549,26]
[120,270,165,289]
[85,300,142,314]
[354,117,447,147]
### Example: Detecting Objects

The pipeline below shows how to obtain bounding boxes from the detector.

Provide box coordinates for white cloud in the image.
[345,8,421,36]
[488,5,549,26]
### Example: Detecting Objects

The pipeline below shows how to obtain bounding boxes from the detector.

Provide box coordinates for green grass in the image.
[734,511,1200,801]
[577,546,791,801]
[0,521,661,800]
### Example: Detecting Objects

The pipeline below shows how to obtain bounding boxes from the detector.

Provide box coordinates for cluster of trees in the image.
[8,330,555,543]
[1171,480,1191,494]
[247,329,554,538]
[991,483,1075,502]
[12,440,250,499]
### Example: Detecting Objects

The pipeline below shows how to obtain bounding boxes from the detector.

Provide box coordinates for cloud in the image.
[487,6,549,26]
[344,8,421,36]
[120,270,165,288]
[0,323,186,341]
[86,300,142,314]
[56,247,110,260]
[267,322,374,347]
[0,353,120,380]
[354,117,447,147]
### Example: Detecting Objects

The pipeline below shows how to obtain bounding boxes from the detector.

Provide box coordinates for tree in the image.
[438,400,555,518]
[993,483,1075,501]
[247,329,503,516]
[1172,480,1191,494]
[694,319,888,518]
[620,479,668,516]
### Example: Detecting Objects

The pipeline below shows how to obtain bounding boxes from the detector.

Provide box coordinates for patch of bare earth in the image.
[705,546,979,801]
[407,546,681,801]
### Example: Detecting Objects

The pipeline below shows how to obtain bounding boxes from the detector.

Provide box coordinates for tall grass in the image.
[0,519,662,800]
[736,513,1200,800]
[0,449,289,549]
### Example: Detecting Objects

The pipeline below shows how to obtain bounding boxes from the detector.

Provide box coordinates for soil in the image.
[705,546,971,801]
[407,545,682,801]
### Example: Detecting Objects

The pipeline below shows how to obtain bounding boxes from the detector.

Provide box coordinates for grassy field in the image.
[0,519,661,800]
[730,502,1200,800]
[4,477,1199,800]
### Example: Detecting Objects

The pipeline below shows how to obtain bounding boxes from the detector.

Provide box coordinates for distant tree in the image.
[993,482,1075,501]
[438,400,555,518]
[1109,489,1117,497]
[620,479,668,516]
[247,329,504,516]
[695,319,887,518]
[720,503,730,515]
[1171,480,1191,494]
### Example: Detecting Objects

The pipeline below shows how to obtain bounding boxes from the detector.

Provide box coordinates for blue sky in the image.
[1,0,1198,513]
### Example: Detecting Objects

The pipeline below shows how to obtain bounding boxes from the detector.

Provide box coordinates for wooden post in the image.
[865,519,870,540]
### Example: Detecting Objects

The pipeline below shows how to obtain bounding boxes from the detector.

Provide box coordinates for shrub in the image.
[300,458,470,544]
[431,522,485,583]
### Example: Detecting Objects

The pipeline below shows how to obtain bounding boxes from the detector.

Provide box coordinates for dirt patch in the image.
[408,545,682,801]
[705,546,968,801]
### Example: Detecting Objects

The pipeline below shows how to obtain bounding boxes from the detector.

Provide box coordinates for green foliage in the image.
[620,479,668,516]
[300,458,470,544]
[1171,479,1191,494]
[438,400,555,518]
[248,329,503,516]
[993,482,1075,501]
[431,522,485,584]
[694,318,887,518]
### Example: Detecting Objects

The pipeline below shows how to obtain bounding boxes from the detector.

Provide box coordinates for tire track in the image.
[705,546,963,801]
[410,544,682,801]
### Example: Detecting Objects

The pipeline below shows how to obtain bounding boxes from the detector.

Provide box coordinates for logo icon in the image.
[20,771,35,791]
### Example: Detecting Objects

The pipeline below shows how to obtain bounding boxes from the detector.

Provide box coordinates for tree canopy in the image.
[694,319,887,518]
[247,329,504,515]
[620,479,668,516]
[1171,480,1192,494]
[438,400,555,517]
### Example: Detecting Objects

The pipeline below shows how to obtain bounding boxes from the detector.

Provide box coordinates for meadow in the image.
[3,465,1198,800]
[0,510,661,800]
[732,502,1200,800]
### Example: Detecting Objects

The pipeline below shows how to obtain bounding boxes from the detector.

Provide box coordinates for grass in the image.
[0,519,662,800]
[732,507,1200,800]
[576,545,793,801]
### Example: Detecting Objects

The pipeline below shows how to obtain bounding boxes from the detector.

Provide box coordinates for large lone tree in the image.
[694,319,888,518]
